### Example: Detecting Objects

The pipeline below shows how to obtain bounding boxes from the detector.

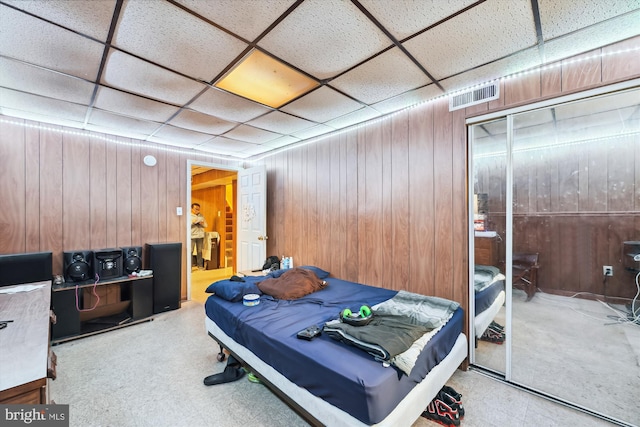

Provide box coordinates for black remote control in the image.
[297,325,321,340]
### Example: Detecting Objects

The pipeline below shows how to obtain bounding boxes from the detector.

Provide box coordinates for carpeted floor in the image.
[49,297,618,427]
[475,289,640,427]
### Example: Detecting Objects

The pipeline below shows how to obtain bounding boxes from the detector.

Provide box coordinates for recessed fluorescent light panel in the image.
[214,50,319,108]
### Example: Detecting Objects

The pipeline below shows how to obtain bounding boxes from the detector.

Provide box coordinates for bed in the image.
[474,265,505,340]
[204,266,467,426]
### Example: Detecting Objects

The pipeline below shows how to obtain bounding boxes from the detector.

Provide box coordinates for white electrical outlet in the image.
[176,207,183,216]
[603,266,613,277]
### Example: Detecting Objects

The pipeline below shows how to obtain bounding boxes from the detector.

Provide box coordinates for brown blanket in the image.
[257,268,327,300]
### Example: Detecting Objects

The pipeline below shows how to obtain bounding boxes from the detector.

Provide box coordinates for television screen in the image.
[0,251,53,287]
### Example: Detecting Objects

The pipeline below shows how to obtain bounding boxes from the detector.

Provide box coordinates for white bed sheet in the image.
[474,290,505,338]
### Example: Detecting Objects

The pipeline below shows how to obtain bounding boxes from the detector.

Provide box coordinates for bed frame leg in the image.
[217,344,226,362]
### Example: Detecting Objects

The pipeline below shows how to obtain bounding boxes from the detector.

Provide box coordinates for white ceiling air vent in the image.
[449,82,500,111]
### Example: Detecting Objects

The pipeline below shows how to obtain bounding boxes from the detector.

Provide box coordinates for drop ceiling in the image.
[0,0,638,160]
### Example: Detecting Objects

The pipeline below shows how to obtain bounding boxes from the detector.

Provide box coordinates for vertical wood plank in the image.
[364,121,384,287]
[105,136,118,248]
[62,132,91,251]
[602,36,640,83]
[451,108,468,309]
[39,124,64,274]
[139,146,158,245]
[306,143,318,266]
[116,140,132,247]
[433,98,454,298]
[316,138,332,270]
[25,125,40,252]
[504,71,541,106]
[156,147,167,242]
[0,120,26,254]
[390,111,410,291]
[408,102,435,296]
[345,130,359,282]
[562,49,602,92]
[89,135,107,249]
[380,116,394,290]
[540,63,562,97]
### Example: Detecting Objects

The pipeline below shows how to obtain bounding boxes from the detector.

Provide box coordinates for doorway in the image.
[188,162,238,303]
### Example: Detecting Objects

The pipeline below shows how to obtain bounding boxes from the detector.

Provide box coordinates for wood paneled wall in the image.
[1,37,638,329]
[260,36,640,334]
[477,133,639,299]
[471,36,640,300]
[261,98,469,328]
[0,122,236,300]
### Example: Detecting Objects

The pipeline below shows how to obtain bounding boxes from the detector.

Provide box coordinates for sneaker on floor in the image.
[438,389,464,419]
[421,398,460,426]
[488,321,504,333]
[440,385,462,401]
[480,328,504,344]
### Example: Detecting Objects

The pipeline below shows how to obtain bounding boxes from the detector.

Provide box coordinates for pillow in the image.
[205,280,261,302]
[298,265,330,279]
[258,268,327,300]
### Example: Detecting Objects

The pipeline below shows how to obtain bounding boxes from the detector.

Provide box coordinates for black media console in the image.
[50,275,153,344]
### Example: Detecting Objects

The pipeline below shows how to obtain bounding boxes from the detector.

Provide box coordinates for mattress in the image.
[475,278,505,314]
[204,276,464,425]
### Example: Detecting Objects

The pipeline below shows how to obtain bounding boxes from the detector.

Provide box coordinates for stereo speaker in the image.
[63,250,93,282]
[121,246,143,274]
[145,242,181,314]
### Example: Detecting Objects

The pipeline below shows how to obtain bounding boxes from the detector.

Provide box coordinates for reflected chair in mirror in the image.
[512,253,539,301]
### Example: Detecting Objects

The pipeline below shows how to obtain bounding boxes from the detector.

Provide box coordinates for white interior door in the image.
[237,165,267,272]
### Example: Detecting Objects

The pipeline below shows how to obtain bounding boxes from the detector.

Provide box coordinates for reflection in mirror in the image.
[470,87,640,426]
[509,88,640,426]
[471,118,508,375]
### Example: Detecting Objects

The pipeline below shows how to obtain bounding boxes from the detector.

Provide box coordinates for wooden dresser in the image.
[474,234,499,267]
[0,281,52,404]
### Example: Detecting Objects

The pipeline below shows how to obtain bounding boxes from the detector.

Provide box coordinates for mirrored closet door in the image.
[469,117,508,376]
[469,84,640,427]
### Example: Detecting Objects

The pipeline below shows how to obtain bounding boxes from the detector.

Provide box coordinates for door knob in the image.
[258,235,268,241]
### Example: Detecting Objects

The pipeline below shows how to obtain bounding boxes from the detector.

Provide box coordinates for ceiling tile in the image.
[93,87,180,123]
[169,109,237,135]
[0,58,95,105]
[189,87,272,123]
[439,46,541,92]
[87,109,161,134]
[3,0,116,40]
[0,88,88,123]
[237,144,273,157]
[359,0,477,41]
[150,125,214,148]
[291,123,335,140]
[198,137,255,153]
[262,135,301,148]
[224,124,281,144]
[258,0,391,79]
[113,0,248,82]
[543,10,640,63]
[280,86,363,123]
[538,0,640,41]
[173,0,295,42]
[101,50,206,105]
[403,0,537,80]
[330,47,432,104]
[370,84,444,115]
[324,106,381,130]
[0,5,104,80]
[247,111,316,134]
